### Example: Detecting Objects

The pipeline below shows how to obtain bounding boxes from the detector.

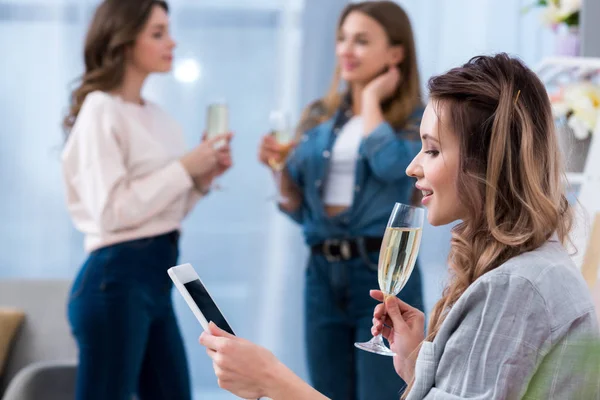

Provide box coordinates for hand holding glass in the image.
[354,202,424,356]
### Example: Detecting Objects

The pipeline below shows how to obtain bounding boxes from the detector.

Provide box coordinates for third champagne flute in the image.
[206,102,228,190]
[354,202,424,356]
[267,110,294,202]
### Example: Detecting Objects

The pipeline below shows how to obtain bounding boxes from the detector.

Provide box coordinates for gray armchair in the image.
[2,361,76,400]
[0,280,77,400]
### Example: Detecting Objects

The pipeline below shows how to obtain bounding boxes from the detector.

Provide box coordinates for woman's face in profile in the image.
[406,101,466,226]
[128,5,176,75]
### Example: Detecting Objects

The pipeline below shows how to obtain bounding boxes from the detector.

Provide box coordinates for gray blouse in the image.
[407,240,600,400]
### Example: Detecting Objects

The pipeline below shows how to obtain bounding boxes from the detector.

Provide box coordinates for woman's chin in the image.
[341,70,370,84]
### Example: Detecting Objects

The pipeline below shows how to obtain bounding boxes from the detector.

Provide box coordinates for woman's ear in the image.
[390,45,405,66]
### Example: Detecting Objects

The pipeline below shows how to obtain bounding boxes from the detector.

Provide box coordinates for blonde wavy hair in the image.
[296,0,421,136]
[62,0,168,138]
[403,53,573,398]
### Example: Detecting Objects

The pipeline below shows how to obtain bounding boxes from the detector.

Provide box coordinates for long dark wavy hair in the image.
[62,0,168,138]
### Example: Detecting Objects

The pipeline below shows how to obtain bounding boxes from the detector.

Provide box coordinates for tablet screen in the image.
[184,279,235,335]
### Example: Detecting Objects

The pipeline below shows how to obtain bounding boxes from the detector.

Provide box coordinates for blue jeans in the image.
[305,252,424,400]
[67,231,191,400]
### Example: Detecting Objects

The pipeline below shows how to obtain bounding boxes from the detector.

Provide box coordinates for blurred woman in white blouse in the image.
[60,1,231,399]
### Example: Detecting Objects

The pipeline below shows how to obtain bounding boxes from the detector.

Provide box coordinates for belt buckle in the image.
[323,239,352,262]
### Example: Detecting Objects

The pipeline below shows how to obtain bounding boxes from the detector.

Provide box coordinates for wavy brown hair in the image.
[402,53,572,398]
[62,0,168,138]
[297,0,421,136]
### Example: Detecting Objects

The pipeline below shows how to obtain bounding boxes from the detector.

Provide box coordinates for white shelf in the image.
[537,56,600,70]
[536,56,600,271]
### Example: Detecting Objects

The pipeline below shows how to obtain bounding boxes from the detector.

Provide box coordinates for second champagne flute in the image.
[206,102,228,190]
[267,110,294,202]
[354,202,424,356]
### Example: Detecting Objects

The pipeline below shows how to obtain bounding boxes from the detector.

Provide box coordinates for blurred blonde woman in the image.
[258,1,425,398]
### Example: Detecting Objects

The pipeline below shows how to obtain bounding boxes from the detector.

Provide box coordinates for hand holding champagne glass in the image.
[354,202,424,356]
[265,110,294,202]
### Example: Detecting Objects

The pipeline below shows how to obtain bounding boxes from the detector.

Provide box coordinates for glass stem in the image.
[275,168,285,201]
[371,334,386,345]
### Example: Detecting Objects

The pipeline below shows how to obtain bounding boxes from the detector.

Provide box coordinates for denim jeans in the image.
[305,251,424,400]
[67,231,191,400]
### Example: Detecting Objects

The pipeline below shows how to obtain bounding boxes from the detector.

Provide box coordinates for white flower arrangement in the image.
[550,82,600,140]
[526,0,581,28]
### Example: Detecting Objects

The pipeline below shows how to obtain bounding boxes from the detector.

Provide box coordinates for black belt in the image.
[311,237,382,262]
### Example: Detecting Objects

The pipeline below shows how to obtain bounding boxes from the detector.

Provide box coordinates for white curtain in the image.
[397,0,555,91]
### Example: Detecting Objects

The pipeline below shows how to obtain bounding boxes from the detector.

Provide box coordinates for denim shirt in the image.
[281,102,423,246]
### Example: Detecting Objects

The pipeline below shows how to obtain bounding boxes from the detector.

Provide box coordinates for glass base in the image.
[354,335,396,356]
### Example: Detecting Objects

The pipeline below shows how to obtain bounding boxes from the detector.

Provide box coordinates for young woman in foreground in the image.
[201,53,600,399]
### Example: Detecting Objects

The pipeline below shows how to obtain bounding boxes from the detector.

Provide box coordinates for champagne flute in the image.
[206,102,228,147]
[206,102,229,190]
[267,110,294,202]
[354,202,424,356]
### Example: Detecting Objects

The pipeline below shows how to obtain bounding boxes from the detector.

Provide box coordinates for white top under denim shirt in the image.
[62,91,203,252]
[407,240,600,400]
[322,116,364,207]
[282,98,423,245]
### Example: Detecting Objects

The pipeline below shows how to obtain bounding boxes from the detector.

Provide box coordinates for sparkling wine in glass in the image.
[205,102,228,190]
[354,202,424,356]
[267,110,294,202]
[206,102,228,148]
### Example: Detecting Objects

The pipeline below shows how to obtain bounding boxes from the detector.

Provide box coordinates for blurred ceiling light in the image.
[174,58,201,83]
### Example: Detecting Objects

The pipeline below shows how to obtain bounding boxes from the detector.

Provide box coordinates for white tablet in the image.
[168,263,234,335]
